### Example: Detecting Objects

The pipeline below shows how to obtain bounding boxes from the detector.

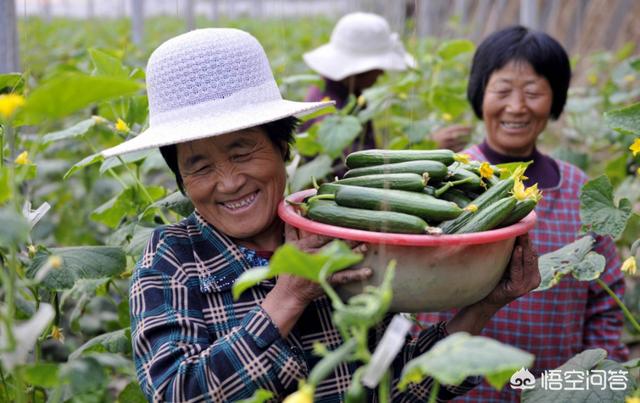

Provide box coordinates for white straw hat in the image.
[101,28,333,158]
[303,12,416,81]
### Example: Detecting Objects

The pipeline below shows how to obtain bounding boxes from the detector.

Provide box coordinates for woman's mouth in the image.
[220,190,259,212]
[501,121,530,130]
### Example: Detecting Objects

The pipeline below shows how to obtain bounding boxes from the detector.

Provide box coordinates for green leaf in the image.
[604,102,640,135]
[437,39,475,60]
[100,150,152,174]
[580,175,633,240]
[89,48,129,78]
[21,73,142,124]
[125,225,155,257]
[60,356,108,395]
[297,104,336,123]
[92,186,165,228]
[317,115,362,159]
[148,191,194,217]
[236,389,274,403]
[295,131,323,157]
[42,118,98,142]
[63,153,104,179]
[496,161,533,180]
[232,241,363,300]
[430,86,468,116]
[0,167,10,204]
[631,58,640,72]
[27,246,126,290]
[604,153,628,188]
[290,154,333,192]
[399,332,533,391]
[117,381,147,403]
[536,236,604,290]
[0,206,30,247]
[0,73,22,90]
[522,349,636,402]
[69,328,131,360]
[23,363,61,388]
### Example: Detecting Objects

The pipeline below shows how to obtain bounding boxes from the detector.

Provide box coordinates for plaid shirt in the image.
[416,145,628,402]
[130,211,480,402]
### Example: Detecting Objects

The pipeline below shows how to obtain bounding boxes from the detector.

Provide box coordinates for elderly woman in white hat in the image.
[302,12,471,154]
[103,28,540,402]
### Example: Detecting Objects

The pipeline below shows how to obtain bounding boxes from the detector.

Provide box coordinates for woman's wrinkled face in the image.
[177,128,286,246]
[482,61,553,157]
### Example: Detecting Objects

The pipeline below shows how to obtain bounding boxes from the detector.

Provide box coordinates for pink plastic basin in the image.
[278,189,536,312]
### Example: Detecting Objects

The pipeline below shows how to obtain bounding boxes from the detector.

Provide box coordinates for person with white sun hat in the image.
[105,28,539,402]
[301,12,471,159]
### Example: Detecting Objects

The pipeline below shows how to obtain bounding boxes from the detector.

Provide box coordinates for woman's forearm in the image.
[445,301,502,336]
[261,286,309,337]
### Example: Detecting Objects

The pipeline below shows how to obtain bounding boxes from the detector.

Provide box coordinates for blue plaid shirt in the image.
[130,211,480,402]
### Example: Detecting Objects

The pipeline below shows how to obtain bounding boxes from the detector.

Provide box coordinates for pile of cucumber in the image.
[298,149,541,235]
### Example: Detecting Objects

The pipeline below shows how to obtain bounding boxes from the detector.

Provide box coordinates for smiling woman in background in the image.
[417,25,628,402]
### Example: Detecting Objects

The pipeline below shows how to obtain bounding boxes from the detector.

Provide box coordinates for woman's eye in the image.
[231,153,251,162]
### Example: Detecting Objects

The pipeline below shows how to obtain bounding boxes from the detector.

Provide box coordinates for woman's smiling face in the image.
[482,60,553,157]
[177,127,286,249]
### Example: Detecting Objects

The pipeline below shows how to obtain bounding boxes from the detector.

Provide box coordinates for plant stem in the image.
[318,263,345,310]
[428,380,440,403]
[596,278,640,333]
[378,370,391,403]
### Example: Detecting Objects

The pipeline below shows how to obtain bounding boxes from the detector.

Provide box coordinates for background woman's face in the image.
[177,128,286,243]
[482,61,553,157]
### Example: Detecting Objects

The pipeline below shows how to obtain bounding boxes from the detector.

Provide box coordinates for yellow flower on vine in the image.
[321,96,331,102]
[357,95,366,107]
[587,74,598,86]
[623,74,636,84]
[0,93,26,119]
[513,178,527,201]
[621,256,637,276]
[479,162,494,179]
[51,326,64,342]
[115,118,130,132]
[283,384,314,403]
[49,255,63,269]
[398,92,407,100]
[453,153,471,164]
[442,112,453,122]
[630,138,640,157]
[525,183,543,201]
[626,396,640,403]
[14,151,31,165]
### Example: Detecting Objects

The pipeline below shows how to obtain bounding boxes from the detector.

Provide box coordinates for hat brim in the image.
[101,99,333,158]
[303,44,415,81]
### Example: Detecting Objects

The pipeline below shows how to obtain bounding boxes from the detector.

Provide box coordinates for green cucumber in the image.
[446,167,484,192]
[306,200,432,234]
[317,182,344,195]
[439,176,516,234]
[423,185,436,196]
[334,173,426,192]
[346,149,455,168]
[455,196,517,233]
[440,188,472,208]
[335,186,462,222]
[499,198,537,227]
[343,160,448,182]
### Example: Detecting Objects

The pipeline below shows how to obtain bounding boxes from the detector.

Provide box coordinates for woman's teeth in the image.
[223,192,257,210]
[502,121,529,129]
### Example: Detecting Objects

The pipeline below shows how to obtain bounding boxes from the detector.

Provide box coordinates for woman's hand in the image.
[431,125,472,152]
[446,234,540,335]
[261,224,371,337]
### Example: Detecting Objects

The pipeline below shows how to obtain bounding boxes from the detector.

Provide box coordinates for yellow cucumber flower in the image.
[453,153,471,164]
[464,204,478,213]
[115,118,130,132]
[0,93,26,119]
[442,112,453,122]
[49,255,63,269]
[513,178,527,201]
[623,74,635,84]
[587,74,598,86]
[14,151,31,165]
[630,138,640,157]
[283,384,314,403]
[51,326,65,342]
[357,95,366,107]
[479,162,494,180]
[621,256,637,275]
[625,397,640,403]
[321,96,331,102]
[524,183,543,202]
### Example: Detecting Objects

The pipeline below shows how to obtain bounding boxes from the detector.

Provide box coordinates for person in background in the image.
[301,12,471,159]
[104,28,541,402]
[417,25,628,402]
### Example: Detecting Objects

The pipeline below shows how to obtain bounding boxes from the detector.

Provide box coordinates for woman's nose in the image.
[215,167,246,193]
[505,91,527,113]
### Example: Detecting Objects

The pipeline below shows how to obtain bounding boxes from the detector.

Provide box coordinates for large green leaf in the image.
[580,175,633,240]
[149,190,194,217]
[317,115,362,159]
[69,328,131,360]
[100,150,152,174]
[233,241,363,300]
[89,48,129,78]
[23,363,61,388]
[27,246,126,290]
[21,73,142,124]
[42,118,98,142]
[536,236,605,291]
[0,73,22,90]
[522,349,636,402]
[430,86,468,116]
[289,154,333,192]
[604,102,640,135]
[118,381,147,403]
[91,185,165,228]
[437,39,475,60]
[63,153,104,179]
[60,356,108,395]
[399,332,534,391]
[0,206,30,247]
